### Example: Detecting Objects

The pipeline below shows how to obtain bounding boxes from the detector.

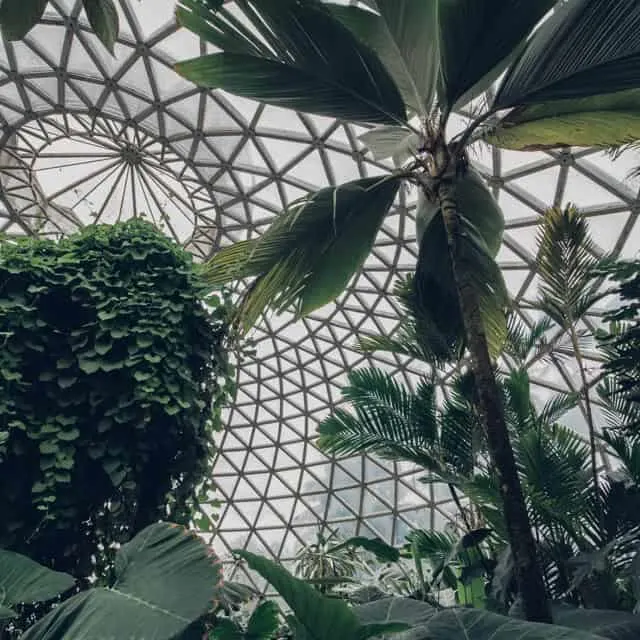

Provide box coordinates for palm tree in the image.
[535,205,610,522]
[175,0,640,621]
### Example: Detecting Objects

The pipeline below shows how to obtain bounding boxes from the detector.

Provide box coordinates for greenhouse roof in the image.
[1,0,639,562]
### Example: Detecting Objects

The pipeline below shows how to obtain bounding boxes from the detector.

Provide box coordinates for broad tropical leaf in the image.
[492,0,640,148]
[175,0,406,125]
[327,1,439,115]
[355,597,438,639]
[422,607,605,639]
[236,551,408,640]
[332,537,400,564]
[415,167,508,360]
[553,606,640,640]
[205,176,401,330]
[22,522,223,640]
[355,597,606,640]
[358,126,420,163]
[437,0,556,109]
[246,601,280,640]
[82,0,119,55]
[0,0,48,40]
[0,549,75,617]
[486,91,640,150]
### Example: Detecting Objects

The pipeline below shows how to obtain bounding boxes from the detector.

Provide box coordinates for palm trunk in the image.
[437,182,552,623]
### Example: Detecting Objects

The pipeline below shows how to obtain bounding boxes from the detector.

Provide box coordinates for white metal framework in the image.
[1,0,639,564]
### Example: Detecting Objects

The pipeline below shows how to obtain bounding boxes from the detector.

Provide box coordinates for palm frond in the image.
[503,314,553,365]
[600,430,640,486]
[537,392,580,426]
[596,374,640,431]
[535,205,605,329]
[316,368,442,471]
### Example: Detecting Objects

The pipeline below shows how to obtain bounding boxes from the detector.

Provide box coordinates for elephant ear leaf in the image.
[22,522,223,640]
[0,549,75,619]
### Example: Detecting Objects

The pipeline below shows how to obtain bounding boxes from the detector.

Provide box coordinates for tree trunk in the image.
[437,181,552,623]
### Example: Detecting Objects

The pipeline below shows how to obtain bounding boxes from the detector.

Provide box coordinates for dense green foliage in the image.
[598,260,640,433]
[0,220,234,578]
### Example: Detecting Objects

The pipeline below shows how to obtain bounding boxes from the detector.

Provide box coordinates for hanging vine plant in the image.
[0,219,236,579]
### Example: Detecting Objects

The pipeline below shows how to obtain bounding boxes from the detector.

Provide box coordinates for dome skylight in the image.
[1,0,639,568]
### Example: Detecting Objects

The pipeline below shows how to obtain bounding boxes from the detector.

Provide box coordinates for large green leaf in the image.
[414,166,508,360]
[355,598,606,640]
[235,551,407,640]
[204,176,401,330]
[487,89,640,150]
[175,0,406,125]
[327,1,438,115]
[0,549,75,616]
[355,598,437,639]
[437,0,556,109]
[331,536,401,563]
[82,0,119,55]
[494,0,640,110]
[22,522,223,640]
[0,0,48,40]
[553,606,640,640]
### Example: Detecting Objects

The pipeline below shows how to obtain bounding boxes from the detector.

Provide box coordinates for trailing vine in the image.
[0,219,236,578]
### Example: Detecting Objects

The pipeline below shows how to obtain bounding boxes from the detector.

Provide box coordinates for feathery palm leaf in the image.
[535,205,605,329]
[503,314,554,365]
[317,369,443,472]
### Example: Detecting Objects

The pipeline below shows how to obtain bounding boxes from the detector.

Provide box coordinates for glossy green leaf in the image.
[22,523,223,640]
[437,0,555,109]
[246,601,280,639]
[414,166,508,360]
[0,548,75,610]
[82,0,119,55]
[205,176,401,330]
[175,0,406,125]
[553,606,640,640]
[487,89,640,150]
[333,536,401,563]
[0,0,48,40]
[328,1,439,115]
[494,0,640,110]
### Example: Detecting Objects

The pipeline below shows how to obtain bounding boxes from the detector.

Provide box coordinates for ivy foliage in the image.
[0,220,235,578]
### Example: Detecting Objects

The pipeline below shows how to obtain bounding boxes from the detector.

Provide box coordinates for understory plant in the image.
[175,0,640,621]
[0,522,223,640]
[230,549,640,640]
[316,208,640,613]
[0,219,235,578]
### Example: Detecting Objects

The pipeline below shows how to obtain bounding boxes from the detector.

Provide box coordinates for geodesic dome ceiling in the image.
[2,0,640,564]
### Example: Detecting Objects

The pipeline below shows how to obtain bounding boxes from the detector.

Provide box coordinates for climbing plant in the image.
[0,219,235,579]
